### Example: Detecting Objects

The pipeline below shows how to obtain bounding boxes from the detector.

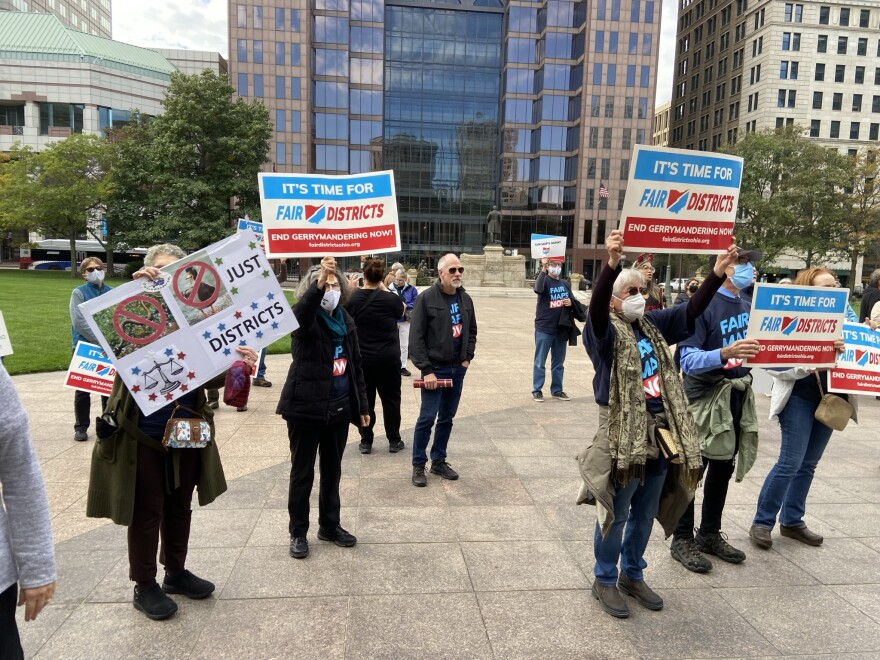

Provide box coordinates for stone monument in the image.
[459,207,526,288]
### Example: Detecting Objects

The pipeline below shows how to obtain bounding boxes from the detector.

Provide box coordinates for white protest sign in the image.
[0,311,11,357]
[829,322,880,395]
[744,283,848,368]
[530,234,566,260]
[64,341,115,395]
[259,171,400,257]
[237,217,265,252]
[80,230,298,415]
[620,145,743,254]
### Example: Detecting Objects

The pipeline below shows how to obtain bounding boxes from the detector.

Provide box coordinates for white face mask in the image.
[619,294,646,321]
[320,289,341,312]
[548,266,562,278]
[86,269,105,285]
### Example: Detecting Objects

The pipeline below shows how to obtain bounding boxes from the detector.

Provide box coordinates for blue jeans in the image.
[412,366,466,465]
[753,395,833,529]
[256,350,267,380]
[532,330,567,395]
[594,458,668,585]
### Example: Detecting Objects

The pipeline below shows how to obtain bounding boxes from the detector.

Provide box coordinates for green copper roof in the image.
[0,12,176,78]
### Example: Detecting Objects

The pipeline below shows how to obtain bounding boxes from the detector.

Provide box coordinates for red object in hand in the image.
[223,361,251,408]
[413,379,453,388]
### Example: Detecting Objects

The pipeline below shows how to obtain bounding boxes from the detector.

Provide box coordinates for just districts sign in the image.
[259,171,400,257]
[620,145,743,254]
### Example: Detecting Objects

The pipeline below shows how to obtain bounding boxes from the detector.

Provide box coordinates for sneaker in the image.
[389,440,405,453]
[670,537,713,573]
[552,391,570,401]
[162,569,215,599]
[236,406,248,412]
[74,430,88,442]
[133,584,178,620]
[400,368,412,377]
[290,536,309,559]
[359,441,372,454]
[695,531,746,564]
[317,525,357,547]
[617,573,663,611]
[208,401,219,410]
[532,391,544,403]
[252,378,272,387]
[591,580,629,619]
[430,461,459,480]
[412,464,427,487]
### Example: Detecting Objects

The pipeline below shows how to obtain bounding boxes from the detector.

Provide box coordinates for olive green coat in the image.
[86,374,228,527]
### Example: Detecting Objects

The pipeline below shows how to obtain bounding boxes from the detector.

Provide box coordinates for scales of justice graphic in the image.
[141,353,185,394]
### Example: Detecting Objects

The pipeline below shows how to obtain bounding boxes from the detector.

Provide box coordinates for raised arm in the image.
[588,230,624,340]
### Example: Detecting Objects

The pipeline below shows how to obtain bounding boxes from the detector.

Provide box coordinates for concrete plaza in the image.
[11,294,880,659]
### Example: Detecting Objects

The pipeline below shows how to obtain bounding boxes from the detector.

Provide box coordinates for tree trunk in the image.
[87,226,113,276]
[804,249,814,269]
[850,252,860,296]
[69,226,78,278]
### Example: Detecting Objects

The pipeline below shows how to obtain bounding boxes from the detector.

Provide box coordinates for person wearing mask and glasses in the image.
[532,256,575,402]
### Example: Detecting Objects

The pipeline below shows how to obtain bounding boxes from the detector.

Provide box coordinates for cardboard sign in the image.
[64,341,115,395]
[258,171,400,257]
[829,322,880,395]
[620,145,743,254]
[530,234,566,260]
[237,217,265,252]
[744,283,848,368]
[0,311,11,357]
[79,230,298,415]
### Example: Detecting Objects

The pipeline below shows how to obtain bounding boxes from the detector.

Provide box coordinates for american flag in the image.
[599,182,610,198]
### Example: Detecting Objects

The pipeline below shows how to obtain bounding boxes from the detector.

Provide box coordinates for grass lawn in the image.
[0,270,296,376]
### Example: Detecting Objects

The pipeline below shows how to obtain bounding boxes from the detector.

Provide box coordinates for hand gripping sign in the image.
[829,322,880,395]
[79,230,298,415]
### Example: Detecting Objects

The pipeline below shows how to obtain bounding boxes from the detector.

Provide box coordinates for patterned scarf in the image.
[608,313,702,490]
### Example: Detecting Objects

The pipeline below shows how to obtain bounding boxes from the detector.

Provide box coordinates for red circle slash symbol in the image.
[112,295,168,346]
[172,261,221,309]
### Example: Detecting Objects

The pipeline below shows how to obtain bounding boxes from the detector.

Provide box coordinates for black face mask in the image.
[688,284,698,293]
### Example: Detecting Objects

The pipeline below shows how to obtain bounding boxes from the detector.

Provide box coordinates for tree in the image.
[836,148,880,289]
[0,134,110,277]
[108,71,272,249]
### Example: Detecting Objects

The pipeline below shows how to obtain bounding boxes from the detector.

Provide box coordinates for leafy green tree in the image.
[836,148,880,290]
[0,134,110,277]
[108,71,272,249]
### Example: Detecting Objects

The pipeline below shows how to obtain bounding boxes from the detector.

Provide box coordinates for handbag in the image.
[813,372,853,432]
[162,404,212,449]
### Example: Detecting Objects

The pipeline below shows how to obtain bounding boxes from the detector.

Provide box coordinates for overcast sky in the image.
[113,0,677,105]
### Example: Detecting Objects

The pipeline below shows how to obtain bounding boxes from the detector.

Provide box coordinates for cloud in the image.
[656,0,679,106]
[112,0,228,54]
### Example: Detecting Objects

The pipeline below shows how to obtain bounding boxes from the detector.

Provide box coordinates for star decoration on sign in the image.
[187,371,196,380]
[234,311,243,319]
[165,393,174,400]
[271,321,279,330]
[249,241,257,249]
[132,385,141,393]
[131,366,141,375]
[250,302,259,310]
[262,270,270,278]
[231,287,239,295]
[214,257,223,265]
[256,331,264,339]
[218,323,226,331]
[223,348,231,356]
[267,292,275,300]
[164,348,174,357]
[180,384,189,392]
[177,351,186,360]
[148,393,157,401]
[202,331,211,339]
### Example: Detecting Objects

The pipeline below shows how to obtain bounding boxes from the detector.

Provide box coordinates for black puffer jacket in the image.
[276,281,368,425]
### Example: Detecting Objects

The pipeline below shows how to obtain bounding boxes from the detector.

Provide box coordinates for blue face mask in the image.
[731,263,754,290]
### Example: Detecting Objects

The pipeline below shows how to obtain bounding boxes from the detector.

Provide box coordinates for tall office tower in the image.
[229,0,661,270]
[0,0,111,37]
[668,0,880,154]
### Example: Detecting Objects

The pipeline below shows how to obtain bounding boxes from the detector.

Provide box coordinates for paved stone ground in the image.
[11,296,880,659]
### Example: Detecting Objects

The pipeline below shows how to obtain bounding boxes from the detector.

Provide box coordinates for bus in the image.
[26,239,148,273]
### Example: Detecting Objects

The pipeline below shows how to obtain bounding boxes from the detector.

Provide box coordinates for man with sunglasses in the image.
[69,257,113,441]
[577,230,739,619]
[408,254,477,487]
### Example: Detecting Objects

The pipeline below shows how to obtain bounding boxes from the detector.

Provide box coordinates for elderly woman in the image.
[579,230,737,619]
[86,244,258,621]
[389,268,418,376]
[750,267,851,550]
[277,256,369,559]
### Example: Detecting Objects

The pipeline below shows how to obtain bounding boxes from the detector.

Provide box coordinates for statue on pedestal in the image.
[486,206,502,245]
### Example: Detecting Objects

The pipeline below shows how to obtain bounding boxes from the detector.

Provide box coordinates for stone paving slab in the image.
[10,296,880,658]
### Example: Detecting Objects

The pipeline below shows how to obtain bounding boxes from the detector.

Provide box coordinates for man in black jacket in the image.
[408,253,477,487]
[858,269,880,323]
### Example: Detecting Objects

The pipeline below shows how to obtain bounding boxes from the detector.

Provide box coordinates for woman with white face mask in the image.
[277,256,369,560]
[577,230,739,620]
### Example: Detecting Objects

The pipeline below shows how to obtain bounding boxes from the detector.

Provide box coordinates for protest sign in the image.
[64,341,115,395]
[0,311,11,357]
[744,283,848,368]
[237,216,264,252]
[530,234,566,261]
[259,171,400,257]
[80,230,298,415]
[620,145,743,254]
[829,322,880,395]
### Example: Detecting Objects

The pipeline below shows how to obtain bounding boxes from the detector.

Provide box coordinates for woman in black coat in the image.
[276,256,369,559]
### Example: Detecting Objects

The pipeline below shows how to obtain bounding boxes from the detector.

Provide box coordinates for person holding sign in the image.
[277,257,369,559]
[69,257,113,441]
[669,249,762,574]
[532,257,575,402]
[750,267,851,550]
[577,229,738,619]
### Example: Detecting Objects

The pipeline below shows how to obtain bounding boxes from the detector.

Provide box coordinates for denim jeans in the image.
[532,330,567,395]
[753,394,833,529]
[411,365,466,465]
[256,350,267,380]
[594,458,669,585]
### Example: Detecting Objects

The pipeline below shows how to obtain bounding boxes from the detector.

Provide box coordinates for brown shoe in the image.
[749,525,773,549]
[591,580,629,618]
[617,573,663,610]
[780,524,823,546]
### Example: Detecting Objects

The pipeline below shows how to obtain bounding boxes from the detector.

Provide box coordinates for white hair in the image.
[437,253,459,271]
[612,268,646,297]
[144,243,186,267]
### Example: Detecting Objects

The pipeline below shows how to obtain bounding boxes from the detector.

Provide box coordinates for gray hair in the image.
[79,256,104,273]
[437,253,459,271]
[390,262,404,272]
[295,265,352,306]
[869,269,880,288]
[612,268,646,297]
[144,243,186,267]
[394,269,408,280]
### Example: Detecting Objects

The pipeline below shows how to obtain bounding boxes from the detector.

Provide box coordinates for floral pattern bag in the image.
[162,404,212,449]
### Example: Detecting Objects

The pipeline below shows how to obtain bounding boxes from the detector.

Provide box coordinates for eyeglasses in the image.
[85,266,104,273]
[446,267,465,274]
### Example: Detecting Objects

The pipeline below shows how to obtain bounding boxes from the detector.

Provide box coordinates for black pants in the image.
[359,364,402,445]
[0,584,24,660]
[74,390,108,432]
[207,389,219,404]
[287,422,348,538]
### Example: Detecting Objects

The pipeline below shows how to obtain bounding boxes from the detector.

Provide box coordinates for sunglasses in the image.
[623,287,648,296]
[85,266,104,273]
[446,267,465,274]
